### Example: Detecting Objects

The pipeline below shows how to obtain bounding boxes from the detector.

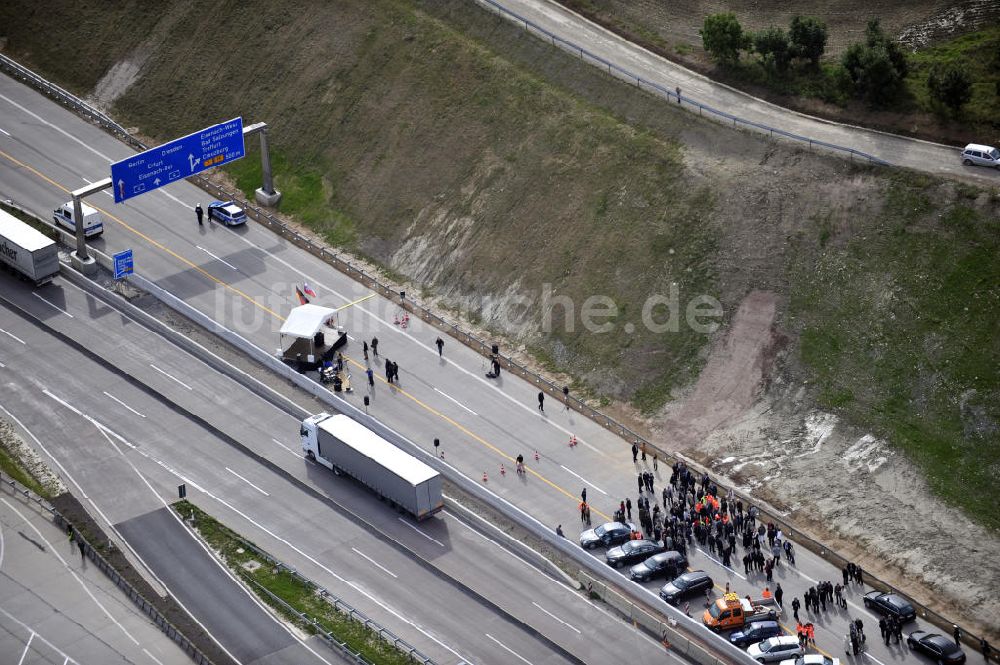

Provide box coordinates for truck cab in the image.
[703,592,778,631]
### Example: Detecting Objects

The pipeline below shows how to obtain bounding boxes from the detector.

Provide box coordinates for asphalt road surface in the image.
[0,487,191,665]
[0,71,987,665]
[0,276,672,665]
[485,0,1000,186]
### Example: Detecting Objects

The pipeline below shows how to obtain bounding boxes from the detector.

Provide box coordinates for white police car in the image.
[207,201,247,226]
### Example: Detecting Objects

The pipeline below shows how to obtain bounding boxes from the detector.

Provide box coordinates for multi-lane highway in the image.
[0,267,671,664]
[0,64,986,665]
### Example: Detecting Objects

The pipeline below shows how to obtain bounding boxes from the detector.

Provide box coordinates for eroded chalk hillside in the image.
[1,0,996,560]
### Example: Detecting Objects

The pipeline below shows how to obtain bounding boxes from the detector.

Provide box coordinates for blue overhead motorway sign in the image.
[110,118,245,203]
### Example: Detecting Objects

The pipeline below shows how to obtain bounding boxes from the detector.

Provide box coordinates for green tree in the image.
[754,26,791,72]
[700,13,748,65]
[841,18,909,105]
[927,62,973,111]
[788,16,827,67]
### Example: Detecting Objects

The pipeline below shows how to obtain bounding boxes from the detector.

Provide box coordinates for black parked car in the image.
[606,540,664,568]
[863,591,916,623]
[659,571,713,605]
[629,550,688,582]
[907,631,966,665]
[730,620,783,648]
[580,522,635,549]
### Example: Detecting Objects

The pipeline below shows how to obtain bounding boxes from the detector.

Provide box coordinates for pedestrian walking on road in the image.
[195,203,204,226]
[981,638,992,663]
[581,487,587,505]
[879,618,888,644]
[774,583,783,607]
[791,597,800,622]
[637,474,644,494]
[435,337,444,357]
[631,442,638,463]
[562,385,569,410]
[625,498,632,521]
[537,391,544,412]
[371,336,379,357]
[954,625,963,645]
[363,340,369,360]
[675,86,681,103]
[653,454,658,472]
[556,524,564,537]
[78,539,85,561]
[385,358,393,384]
[842,565,850,586]
[392,361,400,384]
[366,367,374,388]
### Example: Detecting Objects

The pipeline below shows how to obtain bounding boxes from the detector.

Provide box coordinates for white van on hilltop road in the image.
[53,201,104,237]
[961,144,1000,169]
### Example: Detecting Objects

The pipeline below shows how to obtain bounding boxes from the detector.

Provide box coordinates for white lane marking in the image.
[559,464,608,495]
[0,93,117,162]
[196,246,237,270]
[89,424,321,665]
[17,631,34,665]
[2,498,140,645]
[397,517,444,547]
[485,633,533,664]
[225,467,270,496]
[0,127,10,137]
[864,653,887,665]
[32,294,74,318]
[103,391,146,418]
[228,230,608,457]
[0,360,5,368]
[271,438,305,459]
[350,547,398,578]
[694,547,747,580]
[0,328,26,344]
[158,188,189,208]
[149,364,193,390]
[0,607,79,665]
[142,647,166,665]
[42,389,84,417]
[433,387,478,416]
[532,601,581,634]
[345,580,474,664]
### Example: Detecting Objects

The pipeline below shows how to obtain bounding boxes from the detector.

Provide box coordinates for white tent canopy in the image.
[279,304,337,339]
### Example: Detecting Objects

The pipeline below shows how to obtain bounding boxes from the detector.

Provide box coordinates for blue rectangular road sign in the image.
[110,118,245,203]
[113,249,134,279]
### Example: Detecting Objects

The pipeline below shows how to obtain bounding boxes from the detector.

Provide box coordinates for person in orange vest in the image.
[806,622,815,645]
[762,586,773,600]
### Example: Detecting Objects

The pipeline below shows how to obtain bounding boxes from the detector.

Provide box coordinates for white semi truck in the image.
[300,413,444,520]
[0,208,59,286]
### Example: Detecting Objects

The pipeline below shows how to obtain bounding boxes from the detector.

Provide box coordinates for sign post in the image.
[110,118,245,204]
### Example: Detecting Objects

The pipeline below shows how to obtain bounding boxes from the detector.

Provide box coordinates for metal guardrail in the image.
[1,53,987,651]
[0,472,215,665]
[472,0,892,166]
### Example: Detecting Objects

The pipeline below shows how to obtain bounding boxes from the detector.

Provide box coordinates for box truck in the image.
[300,413,444,520]
[0,208,59,286]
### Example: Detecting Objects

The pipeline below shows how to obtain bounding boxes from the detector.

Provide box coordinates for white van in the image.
[961,144,1000,169]
[53,201,104,237]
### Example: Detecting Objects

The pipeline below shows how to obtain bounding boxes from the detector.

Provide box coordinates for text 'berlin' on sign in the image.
[110,118,245,203]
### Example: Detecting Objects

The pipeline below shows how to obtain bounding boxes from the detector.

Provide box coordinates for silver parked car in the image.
[961,144,1000,169]
[746,635,802,663]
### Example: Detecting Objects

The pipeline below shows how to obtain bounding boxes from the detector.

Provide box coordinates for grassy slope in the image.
[1,0,997,526]
[788,174,1000,527]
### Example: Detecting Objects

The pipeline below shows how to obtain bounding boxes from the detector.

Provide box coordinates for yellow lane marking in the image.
[0,149,281,320]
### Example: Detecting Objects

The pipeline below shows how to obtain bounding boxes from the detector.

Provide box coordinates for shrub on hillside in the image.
[841,19,908,105]
[789,16,828,67]
[754,26,791,72]
[700,13,749,65]
[927,62,973,112]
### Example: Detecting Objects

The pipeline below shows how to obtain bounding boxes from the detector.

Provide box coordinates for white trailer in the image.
[300,413,444,520]
[0,209,59,286]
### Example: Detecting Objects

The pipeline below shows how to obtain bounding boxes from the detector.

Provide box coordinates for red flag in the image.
[303,282,318,298]
[295,286,309,305]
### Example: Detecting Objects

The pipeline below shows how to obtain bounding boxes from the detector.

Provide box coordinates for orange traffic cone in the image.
[568,435,578,447]
[500,464,506,476]
[482,471,488,483]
